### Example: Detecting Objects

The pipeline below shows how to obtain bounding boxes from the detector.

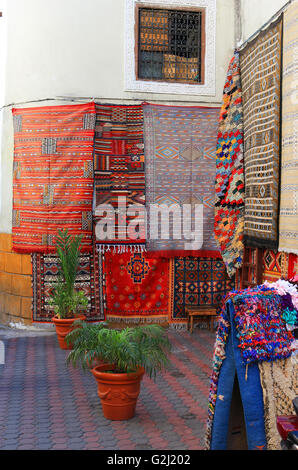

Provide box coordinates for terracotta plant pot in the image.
[52,315,86,350]
[91,364,145,421]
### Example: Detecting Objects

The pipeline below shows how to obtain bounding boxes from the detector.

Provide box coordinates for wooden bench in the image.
[185,306,219,333]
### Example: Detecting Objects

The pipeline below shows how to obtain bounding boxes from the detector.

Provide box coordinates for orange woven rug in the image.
[12,102,96,253]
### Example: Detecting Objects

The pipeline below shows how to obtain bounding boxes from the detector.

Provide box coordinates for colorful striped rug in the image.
[214,53,245,278]
[12,102,96,253]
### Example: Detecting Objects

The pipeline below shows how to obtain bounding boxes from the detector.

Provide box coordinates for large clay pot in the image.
[91,364,145,420]
[52,315,86,350]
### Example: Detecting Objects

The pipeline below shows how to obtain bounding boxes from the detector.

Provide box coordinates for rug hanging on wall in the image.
[214,52,245,278]
[279,1,298,255]
[93,104,145,253]
[12,102,96,253]
[31,250,104,322]
[143,103,220,258]
[259,357,298,450]
[99,249,170,324]
[240,17,283,249]
[168,256,236,325]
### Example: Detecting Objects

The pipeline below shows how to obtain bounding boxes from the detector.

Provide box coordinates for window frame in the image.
[134,4,206,86]
[125,0,216,96]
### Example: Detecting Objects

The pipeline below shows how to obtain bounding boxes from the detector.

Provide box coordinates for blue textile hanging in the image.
[210,300,267,450]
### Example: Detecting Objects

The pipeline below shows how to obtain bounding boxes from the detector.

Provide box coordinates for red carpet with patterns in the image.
[12,102,96,253]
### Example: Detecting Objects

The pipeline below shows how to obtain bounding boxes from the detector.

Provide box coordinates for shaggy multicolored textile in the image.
[99,249,170,323]
[169,257,235,324]
[31,250,104,322]
[279,1,298,254]
[205,284,296,449]
[259,358,298,450]
[214,53,245,278]
[240,18,283,249]
[143,103,220,258]
[12,102,96,253]
[93,104,145,252]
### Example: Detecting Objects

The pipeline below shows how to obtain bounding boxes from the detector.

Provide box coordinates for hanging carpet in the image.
[12,102,96,253]
[93,104,145,253]
[278,0,298,255]
[240,17,283,249]
[168,256,235,325]
[143,103,220,258]
[214,52,245,278]
[31,249,104,322]
[99,249,170,324]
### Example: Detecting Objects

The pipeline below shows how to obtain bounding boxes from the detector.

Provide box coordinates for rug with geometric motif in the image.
[99,250,170,324]
[143,103,221,258]
[240,17,283,249]
[12,102,96,253]
[31,250,104,322]
[93,104,145,253]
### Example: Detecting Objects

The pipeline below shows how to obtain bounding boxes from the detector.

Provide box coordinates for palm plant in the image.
[49,229,89,319]
[66,322,172,378]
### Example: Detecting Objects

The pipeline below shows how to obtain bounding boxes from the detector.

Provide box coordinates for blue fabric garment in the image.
[210,300,267,450]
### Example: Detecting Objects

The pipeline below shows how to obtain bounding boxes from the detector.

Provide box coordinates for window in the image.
[125,0,216,96]
[137,7,205,84]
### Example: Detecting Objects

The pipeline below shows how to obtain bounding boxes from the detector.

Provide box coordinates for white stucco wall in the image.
[0,0,238,233]
[240,0,290,43]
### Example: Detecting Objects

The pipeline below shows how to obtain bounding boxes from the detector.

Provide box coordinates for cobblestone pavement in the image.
[0,327,215,450]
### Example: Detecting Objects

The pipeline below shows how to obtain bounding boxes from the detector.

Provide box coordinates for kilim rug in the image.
[100,249,170,323]
[168,257,235,324]
[31,250,104,322]
[263,250,298,282]
[279,1,298,255]
[240,17,283,249]
[143,103,220,258]
[93,104,145,253]
[214,53,245,278]
[12,102,96,253]
[259,358,298,450]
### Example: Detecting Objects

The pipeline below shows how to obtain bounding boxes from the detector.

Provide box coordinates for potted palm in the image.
[66,323,172,420]
[49,229,89,350]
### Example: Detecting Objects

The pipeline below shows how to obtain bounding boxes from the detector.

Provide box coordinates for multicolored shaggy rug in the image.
[259,358,298,450]
[93,104,145,252]
[31,251,104,322]
[279,1,298,255]
[12,102,96,253]
[99,250,170,324]
[240,17,283,249]
[143,103,220,258]
[214,53,245,278]
[169,257,235,324]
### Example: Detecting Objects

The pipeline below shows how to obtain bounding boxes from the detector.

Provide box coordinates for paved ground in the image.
[0,326,215,450]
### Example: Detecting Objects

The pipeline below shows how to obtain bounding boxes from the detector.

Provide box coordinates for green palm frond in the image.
[66,323,172,378]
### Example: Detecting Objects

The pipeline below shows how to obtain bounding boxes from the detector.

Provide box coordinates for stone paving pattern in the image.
[0,328,215,450]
